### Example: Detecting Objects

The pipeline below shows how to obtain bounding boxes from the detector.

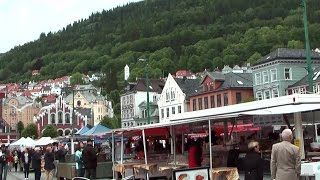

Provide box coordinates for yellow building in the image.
[2,96,41,131]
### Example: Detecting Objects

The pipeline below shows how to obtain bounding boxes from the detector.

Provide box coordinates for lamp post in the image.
[302,0,313,93]
[139,59,151,124]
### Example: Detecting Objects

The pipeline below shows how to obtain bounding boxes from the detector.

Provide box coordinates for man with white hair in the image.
[271,129,301,180]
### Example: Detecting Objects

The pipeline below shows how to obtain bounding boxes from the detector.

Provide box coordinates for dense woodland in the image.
[1,0,320,91]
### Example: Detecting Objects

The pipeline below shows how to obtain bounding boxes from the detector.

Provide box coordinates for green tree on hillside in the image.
[70,72,84,85]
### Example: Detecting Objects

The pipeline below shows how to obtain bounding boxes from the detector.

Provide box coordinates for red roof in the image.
[176,70,192,77]
[21,90,32,97]
[46,95,57,103]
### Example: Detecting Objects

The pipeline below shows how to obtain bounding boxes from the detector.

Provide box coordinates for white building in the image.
[124,65,130,81]
[158,74,201,123]
[121,79,164,128]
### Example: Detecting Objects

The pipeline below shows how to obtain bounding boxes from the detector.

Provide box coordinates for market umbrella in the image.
[82,124,111,136]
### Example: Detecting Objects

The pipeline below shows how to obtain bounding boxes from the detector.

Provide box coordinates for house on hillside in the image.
[121,79,164,127]
[252,48,320,100]
[158,74,201,123]
[189,71,253,112]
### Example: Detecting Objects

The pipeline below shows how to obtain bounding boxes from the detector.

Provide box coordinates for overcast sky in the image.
[0,0,142,53]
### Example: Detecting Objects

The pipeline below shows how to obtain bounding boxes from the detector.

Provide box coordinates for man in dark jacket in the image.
[243,141,263,180]
[82,139,97,179]
[32,147,42,180]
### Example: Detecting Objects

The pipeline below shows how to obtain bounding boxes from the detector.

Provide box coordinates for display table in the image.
[212,167,239,180]
[158,164,187,171]
[114,162,142,176]
[133,163,158,173]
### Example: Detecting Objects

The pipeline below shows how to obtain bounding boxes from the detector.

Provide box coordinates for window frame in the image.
[284,67,292,80]
[204,97,209,109]
[272,88,279,98]
[256,91,263,100]
[264,89,271,99]
[198,98,203,110]
[192,99,197,111]
[217,94,222,107]
[178,106,182,113]
[255,73,262,85]
[236,92,242,104]
[262,71,269,83]
[223,93,228,106]
[270,69,277,82]
[210,95,215,108]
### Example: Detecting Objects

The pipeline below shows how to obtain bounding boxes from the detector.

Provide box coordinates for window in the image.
[299,87,306,94]
[284,68,292,80]
[172,107,175,114]
[314,84,320,94]
[272,88,279,98]
[161,109,164,119]
[51,114,55,124]
[130,95,133,104]
[198,98,203,110]
[262,71,269,83]
[153,96,157,102]
[193,99,197,111]
[166,90,170,102]
[171,89,175,101]
[65,114,70,124]
[270,69,277,82]
[217,94,222,107]
[255,73,262,85]
[223,93,228,106]
[204,97,208,109]
[264,90,271,99]
[166,108,169,118]
[256,92,263,100]
[77,100,81,106]
[236,92,242,104]
[178,106,182,113]
[210,95,215,108]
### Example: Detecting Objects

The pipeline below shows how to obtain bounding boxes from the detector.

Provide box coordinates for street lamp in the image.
[302,0,313,93]
[139,58,151,125]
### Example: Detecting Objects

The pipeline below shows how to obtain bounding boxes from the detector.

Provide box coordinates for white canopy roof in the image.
[35,137,57,146]
[99,94,320,135]
[10,137,35,147]
[242,103,320,115]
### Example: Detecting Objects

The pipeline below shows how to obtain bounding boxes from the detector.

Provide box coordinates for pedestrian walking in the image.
[82,139,97,179]
[32,147,42,180]
[243,141,263,180]
[0,144,8,180]
[22,148,31,180]
[44,146,55,180]
[271,129,301,180]
[7,153,13,172]
[13,152,18,172]
[75,142,85,177]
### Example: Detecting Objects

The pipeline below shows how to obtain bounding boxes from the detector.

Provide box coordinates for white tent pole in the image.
[208,119,213,173]
[120,133,124,164]
[173,126,176,166]
[112,132,115,179]
[142,129,149,180]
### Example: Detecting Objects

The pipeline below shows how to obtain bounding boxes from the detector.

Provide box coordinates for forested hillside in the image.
[1,0,320,93]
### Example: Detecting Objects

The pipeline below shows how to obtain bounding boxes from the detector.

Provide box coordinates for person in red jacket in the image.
[7,153,13,172]
[188,139,203,168]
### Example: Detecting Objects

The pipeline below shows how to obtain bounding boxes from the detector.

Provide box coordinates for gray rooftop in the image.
[75,107,92,119]
[254,48,320,66]
[288,66,320,88]
[175,78,202,97]
[65,91,106,104]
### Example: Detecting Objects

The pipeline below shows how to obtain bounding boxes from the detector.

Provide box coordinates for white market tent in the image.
[10,137,26,146]
[35,137,57,146]
[10,137,36,147]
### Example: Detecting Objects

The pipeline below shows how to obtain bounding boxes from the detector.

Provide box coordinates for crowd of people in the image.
[0,138,98,180]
